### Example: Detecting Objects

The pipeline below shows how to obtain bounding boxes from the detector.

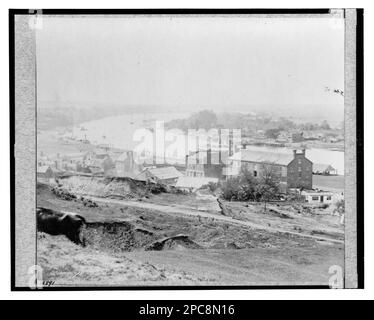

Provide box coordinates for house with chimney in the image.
[227,149,313,192]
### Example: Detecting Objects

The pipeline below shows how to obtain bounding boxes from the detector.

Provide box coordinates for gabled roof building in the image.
[227,149,313,191]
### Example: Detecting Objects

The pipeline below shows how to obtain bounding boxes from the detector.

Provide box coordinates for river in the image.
[69,113,344,175]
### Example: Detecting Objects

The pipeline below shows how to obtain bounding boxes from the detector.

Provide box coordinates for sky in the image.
[36,15,345,113]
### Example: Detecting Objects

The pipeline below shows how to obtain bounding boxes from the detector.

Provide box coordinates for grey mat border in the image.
[344,9,359,289]
[14,14,37,288]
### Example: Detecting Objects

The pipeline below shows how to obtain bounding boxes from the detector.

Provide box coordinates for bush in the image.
[221,165,281,202]
[202,181,220,192]
[334,199,345,214]
[146,182,166,194]
[285,193,305,202]
[52,187,77,201]
[221,177,241,201]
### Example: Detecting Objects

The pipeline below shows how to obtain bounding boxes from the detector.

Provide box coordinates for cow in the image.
[37,207,86,246]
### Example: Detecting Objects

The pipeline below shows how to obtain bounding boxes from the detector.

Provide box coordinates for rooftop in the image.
[138,166,183,181]
[301,189,334,196]
[37,165,52,173]
[313,163,336,172]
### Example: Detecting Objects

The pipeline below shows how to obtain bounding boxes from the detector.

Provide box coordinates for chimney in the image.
[293,150,297,158]
[302,149,306,156]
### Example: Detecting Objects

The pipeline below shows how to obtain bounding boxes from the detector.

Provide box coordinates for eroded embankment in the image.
[58,176,149,199]
[82,221,202,252]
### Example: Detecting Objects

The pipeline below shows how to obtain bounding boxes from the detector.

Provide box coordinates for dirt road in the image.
[88,196,344,244]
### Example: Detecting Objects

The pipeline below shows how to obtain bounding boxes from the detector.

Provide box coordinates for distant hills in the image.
[37,101,343,131]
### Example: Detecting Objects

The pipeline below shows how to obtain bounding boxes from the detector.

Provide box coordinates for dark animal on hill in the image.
[37,207,86,245]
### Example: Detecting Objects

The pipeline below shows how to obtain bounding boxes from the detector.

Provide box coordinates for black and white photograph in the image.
[8,7,364,294]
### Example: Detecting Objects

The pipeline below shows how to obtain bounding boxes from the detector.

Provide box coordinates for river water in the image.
[70,113,344,175]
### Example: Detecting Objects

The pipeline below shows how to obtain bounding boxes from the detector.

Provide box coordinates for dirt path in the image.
[88,196,344,244]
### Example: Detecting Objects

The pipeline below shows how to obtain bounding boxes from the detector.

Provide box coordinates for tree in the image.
[320,120,331,130]
[257,163,281,211]
[334,199,345,215]
[277,117,296,130]
[220,164,281,205]
[238,167,258,201]
[165,110,219,132]
[265,128,281,139]
[221,176,241,201]
[190,110,218,130]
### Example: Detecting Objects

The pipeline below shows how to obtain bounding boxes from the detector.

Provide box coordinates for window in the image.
[298,166,302,171]
[298,159,302,164]
[298,172,302,178]
[327,196,331,200]
[253,170,257,177]
[312,196,319,201]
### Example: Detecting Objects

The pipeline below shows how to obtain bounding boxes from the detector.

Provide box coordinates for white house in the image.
[313,163,338,175]
[301,190,334,204]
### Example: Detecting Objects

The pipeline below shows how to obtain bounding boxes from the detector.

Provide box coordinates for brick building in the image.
[227,149,313,191]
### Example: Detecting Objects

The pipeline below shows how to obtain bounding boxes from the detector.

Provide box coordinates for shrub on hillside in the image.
[221,165,281,206]
[334,199,345,214]
[202,181,220,192]
[146,182,167,194]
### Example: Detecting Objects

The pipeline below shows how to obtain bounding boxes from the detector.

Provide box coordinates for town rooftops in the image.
[137,166,183,181]
[229,149,295,166]
[313,163,336,172]
[176,176,218,190]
